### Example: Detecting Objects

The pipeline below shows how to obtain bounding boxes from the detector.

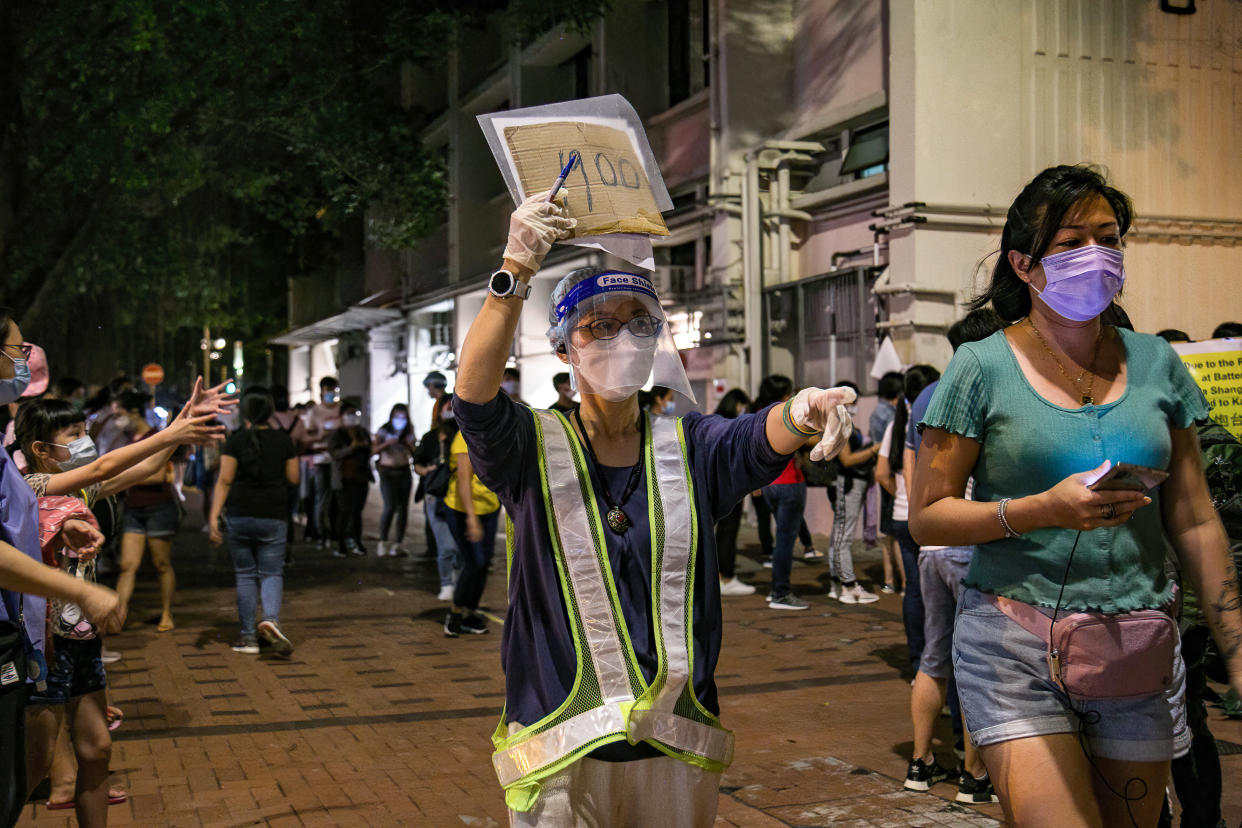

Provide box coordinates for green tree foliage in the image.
[0,0,608,381]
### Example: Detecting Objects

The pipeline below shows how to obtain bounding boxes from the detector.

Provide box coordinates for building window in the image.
[668,0,708,106]
[839,123,889,180]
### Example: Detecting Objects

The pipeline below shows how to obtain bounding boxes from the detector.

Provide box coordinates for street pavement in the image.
[17,491,1242,827]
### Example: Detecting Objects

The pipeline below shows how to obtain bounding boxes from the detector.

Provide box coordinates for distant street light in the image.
[213,337,227,349]
[209,351,221,360]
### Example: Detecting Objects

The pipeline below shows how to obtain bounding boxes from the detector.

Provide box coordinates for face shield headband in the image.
[554,271,660,323]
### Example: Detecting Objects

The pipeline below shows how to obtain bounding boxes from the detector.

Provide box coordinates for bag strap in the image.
[982,592,1052,644]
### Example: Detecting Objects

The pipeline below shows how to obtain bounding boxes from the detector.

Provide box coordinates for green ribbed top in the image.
[921,328,1208,612]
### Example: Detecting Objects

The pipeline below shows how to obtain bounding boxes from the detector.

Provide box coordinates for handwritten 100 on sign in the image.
[503,121,669,238]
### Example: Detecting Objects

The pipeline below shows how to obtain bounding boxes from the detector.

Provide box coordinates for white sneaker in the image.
[827,582,841,601]
[437,584,454,601]
[377,541,390,557]
[720,577,756,597]
[838,584,880,604]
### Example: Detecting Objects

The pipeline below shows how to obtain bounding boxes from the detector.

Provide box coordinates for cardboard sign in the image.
[502,121,669,238]
[1172,338,1242,440]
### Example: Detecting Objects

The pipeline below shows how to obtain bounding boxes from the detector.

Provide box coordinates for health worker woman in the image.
[454,192,856,826]
[910,165,1242,827]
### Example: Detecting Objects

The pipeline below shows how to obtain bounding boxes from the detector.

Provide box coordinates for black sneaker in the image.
[231,637,259,655]
[443,612,462,638]
[460,614,489,635]
[956,771,999,804]
[904,757,953,792]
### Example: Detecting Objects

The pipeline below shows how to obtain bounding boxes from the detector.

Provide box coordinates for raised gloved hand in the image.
[503,191,577,272]
[788,386,858,461]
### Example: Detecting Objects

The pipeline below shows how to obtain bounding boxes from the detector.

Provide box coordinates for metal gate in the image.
[762,266,887,393]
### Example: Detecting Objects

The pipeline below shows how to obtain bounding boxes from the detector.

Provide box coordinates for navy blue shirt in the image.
[454,394,789,759]
[905,380,939,454]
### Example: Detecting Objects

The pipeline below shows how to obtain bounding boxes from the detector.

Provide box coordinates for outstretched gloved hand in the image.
[503,191,577,272]
[788,386,858,461]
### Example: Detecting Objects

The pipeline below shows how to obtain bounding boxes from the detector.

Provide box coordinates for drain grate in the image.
[1217,739,1242,756]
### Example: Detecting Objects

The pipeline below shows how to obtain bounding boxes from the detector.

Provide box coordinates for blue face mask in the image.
[0,355,31,405]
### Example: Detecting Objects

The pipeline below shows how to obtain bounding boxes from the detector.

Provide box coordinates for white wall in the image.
[888,0,1242,361]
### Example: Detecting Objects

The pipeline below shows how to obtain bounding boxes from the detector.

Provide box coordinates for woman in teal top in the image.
[910,165,1242,827]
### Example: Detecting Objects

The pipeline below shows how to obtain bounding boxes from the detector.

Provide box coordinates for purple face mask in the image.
[1032,245,1125,322]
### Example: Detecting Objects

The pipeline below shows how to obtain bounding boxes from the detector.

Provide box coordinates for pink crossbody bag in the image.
[985,589,1178,701]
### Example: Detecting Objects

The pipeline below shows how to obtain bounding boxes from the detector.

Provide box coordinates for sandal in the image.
[156,619,175,632]
[106,705,124,732]
[46,790,128,809]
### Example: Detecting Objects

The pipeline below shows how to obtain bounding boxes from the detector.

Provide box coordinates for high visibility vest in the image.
[491,409,734,812]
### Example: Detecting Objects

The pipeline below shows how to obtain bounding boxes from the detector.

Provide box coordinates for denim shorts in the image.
[123,500,181,538]
[917,547,972,680]
[27,637,106,706]
[953,587,1189,762]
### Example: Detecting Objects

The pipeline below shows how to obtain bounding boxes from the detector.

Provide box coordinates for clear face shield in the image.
[551,271,696,405]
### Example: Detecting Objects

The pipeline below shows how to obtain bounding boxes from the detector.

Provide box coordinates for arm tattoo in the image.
[1211,557,1242,662]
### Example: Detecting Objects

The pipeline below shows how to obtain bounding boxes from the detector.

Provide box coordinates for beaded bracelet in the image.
[997,497,1022,539]
[782,398,822,438]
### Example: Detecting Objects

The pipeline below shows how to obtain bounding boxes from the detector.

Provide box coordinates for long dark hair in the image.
[888,365,941,473]
[713,389,751,419]
[238,388,275,466]
[969,165,1133,322]
[15,398,86,471]
[753,375,794,412]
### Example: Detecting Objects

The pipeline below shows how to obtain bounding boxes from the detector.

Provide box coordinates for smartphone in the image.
[1087,462,1170,492]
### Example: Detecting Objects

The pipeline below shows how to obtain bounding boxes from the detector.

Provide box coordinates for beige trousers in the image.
[507,755,721,828]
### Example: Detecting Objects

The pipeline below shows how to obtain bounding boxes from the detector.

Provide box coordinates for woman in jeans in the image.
[825,380,883,604]
[372,403,416,557]
[910,165,1242,825]
[753,375,812,610]
[208,388,298,655]
[414,396,460,601]
[876,365,939,665]
[329,401,372,557]
[713,390,754,597]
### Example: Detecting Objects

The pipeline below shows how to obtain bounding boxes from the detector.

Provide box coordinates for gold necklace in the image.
[1027,318,1106,406]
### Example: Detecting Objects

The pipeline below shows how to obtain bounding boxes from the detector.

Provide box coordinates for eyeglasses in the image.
[1,343,31,360]
[572,315,663,341]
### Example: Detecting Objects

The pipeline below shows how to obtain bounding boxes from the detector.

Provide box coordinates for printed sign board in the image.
[1172,338,1242,440]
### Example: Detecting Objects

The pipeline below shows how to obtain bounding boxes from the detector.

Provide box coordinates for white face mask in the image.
[663,400,677,415]
[342,413,361,427]
[571,330,657,402]
[51,435,98,471]
[500,380,518,396]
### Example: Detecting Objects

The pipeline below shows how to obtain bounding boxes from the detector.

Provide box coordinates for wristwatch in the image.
[489,268,531,300]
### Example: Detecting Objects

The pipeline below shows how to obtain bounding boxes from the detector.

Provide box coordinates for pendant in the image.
[606,507,629,534]
[1081,394,1094,406]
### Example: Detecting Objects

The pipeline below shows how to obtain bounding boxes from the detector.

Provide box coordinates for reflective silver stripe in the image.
[628,708,734,766]
[536,411,633,703]
[493,705,627,787]
[648,415,693,709]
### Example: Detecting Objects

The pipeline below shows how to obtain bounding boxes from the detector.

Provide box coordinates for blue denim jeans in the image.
[425,495,460,587]
[892,520,924,672]
[226,516,286,637]
[762,482,806,597]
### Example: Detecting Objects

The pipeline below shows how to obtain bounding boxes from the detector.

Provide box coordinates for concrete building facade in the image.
[274,0,1242,440]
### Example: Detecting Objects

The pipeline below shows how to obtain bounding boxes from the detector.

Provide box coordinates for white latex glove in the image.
[503,191,577,272]
[788,386,859,461]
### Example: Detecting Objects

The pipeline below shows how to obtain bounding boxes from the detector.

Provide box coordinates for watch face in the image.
[491,270,514,296]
